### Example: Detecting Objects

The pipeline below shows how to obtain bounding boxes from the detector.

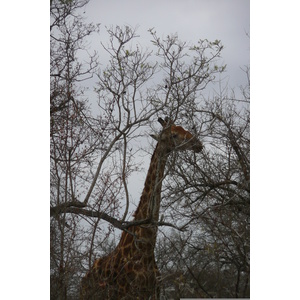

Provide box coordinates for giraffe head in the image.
[151,117,203,153]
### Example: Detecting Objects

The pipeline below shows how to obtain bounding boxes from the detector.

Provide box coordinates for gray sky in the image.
[84,0,250,90]
[81,0,250,215]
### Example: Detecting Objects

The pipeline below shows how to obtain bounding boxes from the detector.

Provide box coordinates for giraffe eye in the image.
[172,133,178,139]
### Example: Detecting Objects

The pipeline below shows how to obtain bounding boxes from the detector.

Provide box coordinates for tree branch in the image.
[50,203,186,232]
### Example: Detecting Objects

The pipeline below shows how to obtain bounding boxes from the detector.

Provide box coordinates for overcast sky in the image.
[80,0,250,213]
[84,0,250,90]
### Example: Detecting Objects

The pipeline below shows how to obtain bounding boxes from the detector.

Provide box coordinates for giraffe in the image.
[80,117,203,299]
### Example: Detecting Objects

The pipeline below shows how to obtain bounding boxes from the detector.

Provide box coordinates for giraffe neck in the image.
[134,142,169,222]
[118,142,169,254]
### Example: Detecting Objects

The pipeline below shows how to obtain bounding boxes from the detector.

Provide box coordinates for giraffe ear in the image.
[150,134,159,141]
[158,116,174,128]
[158,117,166,127]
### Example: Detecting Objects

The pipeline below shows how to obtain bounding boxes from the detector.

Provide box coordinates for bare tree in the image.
[50,1,101,298]
[157,69,250,298]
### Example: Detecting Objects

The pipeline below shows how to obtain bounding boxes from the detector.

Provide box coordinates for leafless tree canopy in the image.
[50,1,249,299]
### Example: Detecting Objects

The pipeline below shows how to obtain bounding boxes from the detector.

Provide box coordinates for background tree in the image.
[50,1,248,298]
[50,0,100,298]
[156,69,250,298]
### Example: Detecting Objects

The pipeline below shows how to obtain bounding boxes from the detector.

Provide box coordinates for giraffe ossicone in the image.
[80,117,203,299]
